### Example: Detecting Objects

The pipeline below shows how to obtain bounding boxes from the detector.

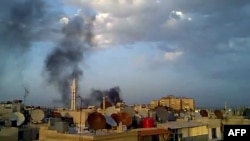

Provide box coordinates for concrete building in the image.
[157,121,208,141]
[0,102,23,114]
[150,95,195,111]
[181,98,195,111]
[196,118,222,141]
[150,100,159,109]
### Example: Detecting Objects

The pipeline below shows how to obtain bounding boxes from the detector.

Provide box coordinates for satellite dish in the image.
[184,115,189,121]
[155,107,168,122]
[138,110,148,118]
[123,106,135,117]
[120,112,132,127]
[13,112,25,126]
[9,113,18,121]
[87,112,106,130]
[105,107,117,116]
[200,110,208,117]
[179,112,185,118]
[214,110,223,119]
[31,109,45,123]
[194,112,202,118]
[111,112,132,127]
[104,115,117,127]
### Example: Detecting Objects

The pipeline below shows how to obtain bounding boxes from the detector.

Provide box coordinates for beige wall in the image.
[222,118,250,125]
[181,99,194,110]
[39,126,138,141]
[150,100,159,109]
[178,126,208,138]
[189,126,208,136]
[0,127,18,141]
[152,96,195,111]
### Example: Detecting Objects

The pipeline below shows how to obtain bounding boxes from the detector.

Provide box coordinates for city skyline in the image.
[1,0,250,108]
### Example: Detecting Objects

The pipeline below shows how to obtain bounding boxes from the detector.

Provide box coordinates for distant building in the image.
[0,101,23,114]
[150,95,195,111]
[150,100,159,109]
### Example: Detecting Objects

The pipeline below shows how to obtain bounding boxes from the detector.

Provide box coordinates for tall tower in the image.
[71,78,77,111]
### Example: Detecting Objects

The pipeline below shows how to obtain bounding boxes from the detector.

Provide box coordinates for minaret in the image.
[71,78,77,111]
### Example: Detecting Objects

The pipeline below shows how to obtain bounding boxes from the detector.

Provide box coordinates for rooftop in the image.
[157,121,207,129]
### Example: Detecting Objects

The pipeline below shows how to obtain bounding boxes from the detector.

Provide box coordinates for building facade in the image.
[150,95,195,111]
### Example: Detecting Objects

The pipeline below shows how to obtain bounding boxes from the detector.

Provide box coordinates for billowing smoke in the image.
[85,86,123,106]
[85,89,103,106]
[44,12,96,107]
[0,0,47,51]
[106,87,123,105]
[0,0,59,93]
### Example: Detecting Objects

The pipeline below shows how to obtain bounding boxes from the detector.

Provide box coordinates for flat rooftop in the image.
[157,121,207,129]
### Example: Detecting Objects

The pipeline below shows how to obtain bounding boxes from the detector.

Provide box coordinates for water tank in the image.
[141,117,154,128]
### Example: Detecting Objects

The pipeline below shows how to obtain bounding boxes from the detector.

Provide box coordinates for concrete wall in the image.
[0,127,18,141]
[189,126,208,136]
[39,126,138,141]
[19,126,40,141]
[182,135,208,141]
[151,96,195,111]
[222,118,250,125]
[178,126,208,138]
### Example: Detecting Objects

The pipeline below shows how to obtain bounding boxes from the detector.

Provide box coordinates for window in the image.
[212,128,217,139]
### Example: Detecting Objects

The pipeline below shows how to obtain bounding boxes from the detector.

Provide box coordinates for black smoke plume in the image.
[44,13,96,107]
[85,86,123,106]
[0,0,59,92]
[106,86,123,105]
[0,0,46,50]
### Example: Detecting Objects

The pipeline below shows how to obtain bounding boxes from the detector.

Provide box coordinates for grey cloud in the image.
[0,0,63,99]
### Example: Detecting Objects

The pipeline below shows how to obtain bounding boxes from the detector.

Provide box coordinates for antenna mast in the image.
[23,85,29,105]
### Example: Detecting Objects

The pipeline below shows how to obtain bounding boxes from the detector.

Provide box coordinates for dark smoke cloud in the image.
[106,87,123,105]
[85,86,123,106]
[44,13,96,106]
[86,89,103,106]
[0,0,59,52]
[0,0,60,91]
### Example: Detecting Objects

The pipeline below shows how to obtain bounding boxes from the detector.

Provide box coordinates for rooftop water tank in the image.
[141,117,154,128]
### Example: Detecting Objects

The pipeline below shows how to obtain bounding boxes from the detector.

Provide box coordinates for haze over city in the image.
[1,0,250,108]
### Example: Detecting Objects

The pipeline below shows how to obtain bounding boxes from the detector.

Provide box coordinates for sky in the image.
[1,0,250,108]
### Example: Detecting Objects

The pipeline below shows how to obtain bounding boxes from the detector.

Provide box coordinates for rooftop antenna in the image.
[22,84,29,105]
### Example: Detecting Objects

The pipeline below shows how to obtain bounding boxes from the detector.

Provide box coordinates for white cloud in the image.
[164,51,183,61]
[59,16,69,24]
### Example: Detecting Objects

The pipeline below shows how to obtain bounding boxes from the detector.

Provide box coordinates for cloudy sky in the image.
[1,0,250,108]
